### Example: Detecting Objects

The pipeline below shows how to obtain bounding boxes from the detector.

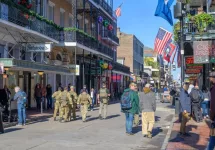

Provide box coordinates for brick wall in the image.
[117,29,134,72]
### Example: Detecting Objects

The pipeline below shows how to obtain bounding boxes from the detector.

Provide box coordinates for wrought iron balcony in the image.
[102,30,119,45]
[59,30,114,58]
[0,1,60,41]
[113,62,130,74]
[92,0,113,16]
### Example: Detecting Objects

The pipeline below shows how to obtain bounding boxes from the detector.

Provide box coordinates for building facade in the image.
[0,0,130,109]
[117,28,144,83]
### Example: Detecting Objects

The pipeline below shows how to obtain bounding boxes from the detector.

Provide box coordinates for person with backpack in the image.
[190,81,203,123]
[69,86,78,121]
[58,87,72,123]
[77,90,92,122]
[121,82,139,135]
[13,86,27,126]
[201,85,211,119]
[139,84,156,138]
[98,83,110,120]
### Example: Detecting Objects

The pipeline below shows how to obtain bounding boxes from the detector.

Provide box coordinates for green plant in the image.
[188,13,214,35]
[173,22,180,43]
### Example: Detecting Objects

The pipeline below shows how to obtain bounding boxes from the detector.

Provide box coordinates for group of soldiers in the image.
[52,83,110,122]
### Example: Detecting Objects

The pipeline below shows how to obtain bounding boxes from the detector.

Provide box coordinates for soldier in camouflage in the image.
[52,87,62,121]
[68,86,78,121]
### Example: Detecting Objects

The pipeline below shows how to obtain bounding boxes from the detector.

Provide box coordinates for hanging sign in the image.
[69,65,80,76]
[26,44,52,52]
[193,41,210,64]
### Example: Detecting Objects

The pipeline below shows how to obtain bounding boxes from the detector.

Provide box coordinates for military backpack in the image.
[80,94,89,105]
[99,88,108,104]
[61,92,68,106]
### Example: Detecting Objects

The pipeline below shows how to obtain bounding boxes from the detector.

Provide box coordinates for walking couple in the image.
[121,83,156,138]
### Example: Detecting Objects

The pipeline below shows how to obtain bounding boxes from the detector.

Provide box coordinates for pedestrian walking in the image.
[90,88,96,111]
[2,85,11,115]
[34,83,42,110]
[46,84,53,110]
[98,83,110,120]
[188,81,194,94]
[13,86,27,126]
[139,84,156,138]
[179,82,191,136]
[201,85,211,119]
[69,86,78,120]
[121,82,139,135]
[190,81,203,122]
[208,75,215,150]
[80,85,88,94]
[77,90,92,122]
[133,84,140,127]
[41,85,47,110]
[58,87,72,123]
[52,87,62,121]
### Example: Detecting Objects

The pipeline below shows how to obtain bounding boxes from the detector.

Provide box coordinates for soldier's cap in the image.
[129,82,137,87]
[70,86,75,89]
[145,84,150,88]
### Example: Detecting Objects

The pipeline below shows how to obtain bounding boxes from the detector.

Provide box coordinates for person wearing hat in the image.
[179,81,191,136]
[98,83,110,120]
[80,85,88,94]
[208,74,215,149]
[139,83,156,138]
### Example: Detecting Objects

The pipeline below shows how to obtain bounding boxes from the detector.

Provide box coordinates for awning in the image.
[0,58,73,75]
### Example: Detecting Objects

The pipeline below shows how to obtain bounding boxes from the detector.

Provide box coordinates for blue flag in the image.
[155,0,174,26]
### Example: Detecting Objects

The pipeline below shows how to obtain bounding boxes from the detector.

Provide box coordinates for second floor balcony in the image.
[101,30,119,46]
[90,0,113,17]
[112,61,130,74]
[0,0,60,43]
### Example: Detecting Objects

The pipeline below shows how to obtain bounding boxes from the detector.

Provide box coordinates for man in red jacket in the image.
[208,74,215,149]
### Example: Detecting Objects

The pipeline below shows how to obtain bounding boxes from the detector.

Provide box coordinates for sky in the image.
[113,0,180,80]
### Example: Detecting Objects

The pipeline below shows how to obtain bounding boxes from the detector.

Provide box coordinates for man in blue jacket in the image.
[179,82,191,136]
[13,86,26,126]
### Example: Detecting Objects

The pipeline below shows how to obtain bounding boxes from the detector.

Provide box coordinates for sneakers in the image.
[147,131,152,138]
[16,124,22,127]
[54,117,57,121]
[143,134,147,138]
[99,115,103,120]
[126,132,134,136]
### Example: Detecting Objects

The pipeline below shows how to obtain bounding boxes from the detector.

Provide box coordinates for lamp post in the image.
[38,71,44,114]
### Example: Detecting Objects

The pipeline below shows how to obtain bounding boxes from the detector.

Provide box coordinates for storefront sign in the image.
[193,41,209,64]
[185,56,203,69]
[69,65,80,76]
[185,69,201,74]
[26,43,52,52]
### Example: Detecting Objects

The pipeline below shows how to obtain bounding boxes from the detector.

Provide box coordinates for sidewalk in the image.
[3,109,53,128]
[166,118,210,150]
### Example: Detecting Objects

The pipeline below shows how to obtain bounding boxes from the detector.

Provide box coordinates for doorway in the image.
[23,72,31,108]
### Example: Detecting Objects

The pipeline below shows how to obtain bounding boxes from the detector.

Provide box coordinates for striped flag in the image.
[163,38,176,62]
[171,44,179,64]
[154,28,172,55]
[177,49,181,68]
[115,3,123,17]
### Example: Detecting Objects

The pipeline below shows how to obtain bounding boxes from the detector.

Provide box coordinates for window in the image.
[56,54,62,61]
[48,1,55,21]
[208,1,215,13]
[69,13,73,27]
[60,8,65,27]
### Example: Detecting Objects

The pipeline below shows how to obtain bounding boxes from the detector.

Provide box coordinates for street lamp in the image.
[38,71,44,76]
[4,67,10,71]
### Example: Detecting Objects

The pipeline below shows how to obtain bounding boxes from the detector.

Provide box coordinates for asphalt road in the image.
[0,101,174,150]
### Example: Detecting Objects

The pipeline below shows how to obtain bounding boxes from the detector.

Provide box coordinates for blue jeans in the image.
[91,98,95,110]
[201,101,209,117]
[17,104,26,125]
[125,112,134,134]
[47,95,52,109]
[208,136,215,150]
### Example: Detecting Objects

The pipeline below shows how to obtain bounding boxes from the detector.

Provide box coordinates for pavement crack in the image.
[26,141,48,150]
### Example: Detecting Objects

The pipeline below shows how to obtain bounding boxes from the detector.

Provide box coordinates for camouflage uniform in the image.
[69,91,78,120]
[77,92,92,122]
[98,87,110,119]
[58,90,72,122]
[52,90,62,120]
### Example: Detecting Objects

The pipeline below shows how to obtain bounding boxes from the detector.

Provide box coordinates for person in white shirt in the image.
[90,88,96,111]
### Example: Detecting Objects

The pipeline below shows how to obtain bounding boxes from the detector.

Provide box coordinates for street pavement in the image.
[0,101,174,150]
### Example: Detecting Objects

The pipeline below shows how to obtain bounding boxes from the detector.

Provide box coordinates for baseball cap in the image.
[145,84,150,88]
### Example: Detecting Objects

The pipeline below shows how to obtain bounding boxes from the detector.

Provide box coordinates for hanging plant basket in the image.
[103,20,109,27]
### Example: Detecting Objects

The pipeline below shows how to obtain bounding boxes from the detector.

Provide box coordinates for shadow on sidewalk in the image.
[168,124,209,150]
[87,114,120,122]
[3,128,23,134]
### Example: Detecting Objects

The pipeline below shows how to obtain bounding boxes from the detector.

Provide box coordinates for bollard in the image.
[175,97,180,115]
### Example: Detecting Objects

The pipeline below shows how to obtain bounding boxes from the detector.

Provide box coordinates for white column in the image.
[31,72,36,107]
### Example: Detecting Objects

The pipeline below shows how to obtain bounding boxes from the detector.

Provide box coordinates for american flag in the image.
[115,3,123,17]
[154,28,172,55]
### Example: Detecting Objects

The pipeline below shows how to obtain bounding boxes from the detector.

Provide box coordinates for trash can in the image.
[175,96,182,122]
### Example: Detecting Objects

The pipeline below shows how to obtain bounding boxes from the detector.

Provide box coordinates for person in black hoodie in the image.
[190,81,203,123]
[46,84,53,110]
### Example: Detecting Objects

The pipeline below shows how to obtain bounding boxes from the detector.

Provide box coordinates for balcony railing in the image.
[102,30,119,44]
[0,1,60,41]
[92,0,113,16]
[113,62,130,74]
[59,30,114,58]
